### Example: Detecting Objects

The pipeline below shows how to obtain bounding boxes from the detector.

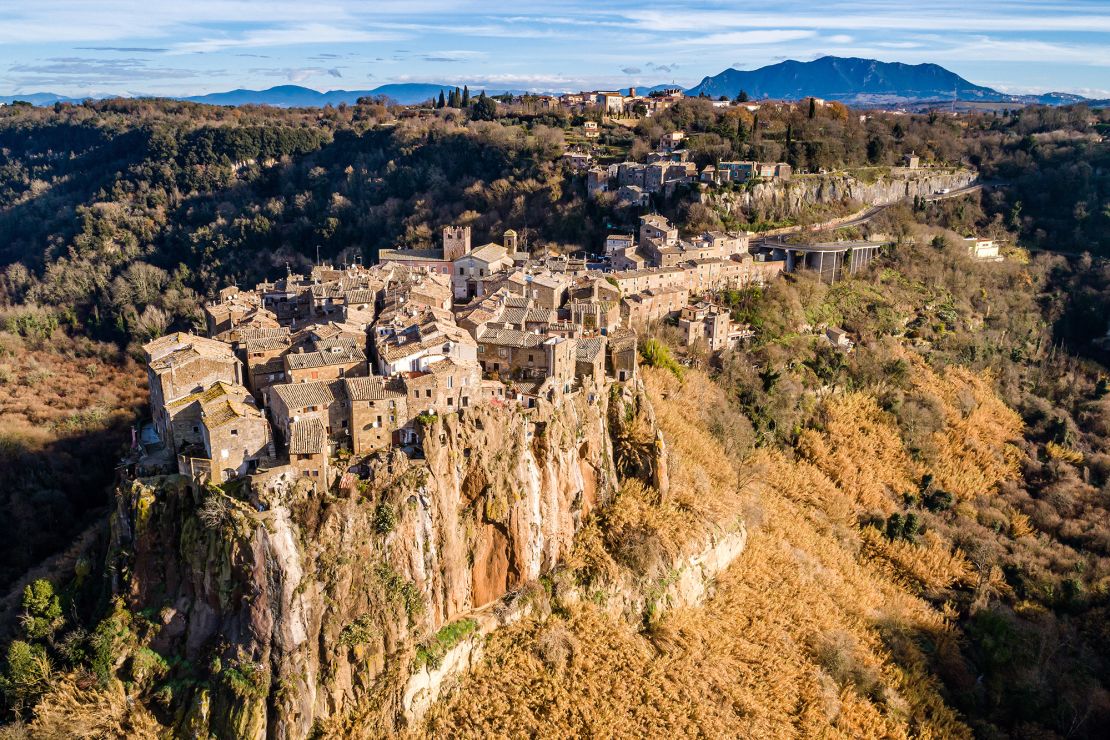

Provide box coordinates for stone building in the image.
[143,333,242,451]
[284,344,368,384]
[345,376,407,454]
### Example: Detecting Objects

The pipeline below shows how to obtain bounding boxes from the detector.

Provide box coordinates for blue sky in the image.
[2,1,1109,98]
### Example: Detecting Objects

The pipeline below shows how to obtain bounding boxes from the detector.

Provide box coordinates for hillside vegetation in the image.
[424,226,1110,737]
[0,98,1108,737]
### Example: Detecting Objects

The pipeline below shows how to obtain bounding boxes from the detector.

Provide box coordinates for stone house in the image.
[243,333,292,398]
[621,287,688,327]
[567,298,621,334]
[288,416,329,483]
[679,303,746,352]
[374,319,477,376]
[143,333,242,451]
[452,242,513,301]
[284,345,368,384]
[500,271,569,310]
[398,359,482,432]
[200,389,275,483]
[607,328,638,382]
[344,376,407,454]
[268,380,351,455]
[575,335,608,386]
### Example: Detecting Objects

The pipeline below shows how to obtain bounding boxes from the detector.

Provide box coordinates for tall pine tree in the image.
[437,90,446,109]
[462,85,470,107]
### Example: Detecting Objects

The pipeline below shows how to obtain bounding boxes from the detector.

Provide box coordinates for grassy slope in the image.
[424,359,1022,738]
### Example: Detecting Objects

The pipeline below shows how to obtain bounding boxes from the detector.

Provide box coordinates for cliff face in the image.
[110,382,633,737]
[700,169,977,219]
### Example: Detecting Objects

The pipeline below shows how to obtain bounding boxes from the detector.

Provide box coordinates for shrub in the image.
[640,339,684,379]
[373,502,396,535]
[19,579,63,641]
[0,641,52,707]
[413,619,478,671]
[338,615,377,648]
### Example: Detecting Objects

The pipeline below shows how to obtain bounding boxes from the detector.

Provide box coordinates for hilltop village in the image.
[138,213,787,488]
[133,121,993,491]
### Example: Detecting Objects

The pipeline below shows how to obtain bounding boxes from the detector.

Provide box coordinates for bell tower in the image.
[442,225,472,261]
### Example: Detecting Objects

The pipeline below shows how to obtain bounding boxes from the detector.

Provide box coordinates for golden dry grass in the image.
[910,358,1023,499]
[421,362,1021,739]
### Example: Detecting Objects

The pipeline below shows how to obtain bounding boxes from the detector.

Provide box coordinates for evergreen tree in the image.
[752,113,760,141]
[736,90,750,103]
[786,123,793,147]
[437,90,446,109]
[462,85,470,107]
[808,97,817,119]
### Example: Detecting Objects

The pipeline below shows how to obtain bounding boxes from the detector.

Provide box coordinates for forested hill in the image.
[0,97,1106,356]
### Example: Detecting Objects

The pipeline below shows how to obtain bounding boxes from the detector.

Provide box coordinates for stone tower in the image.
[442,225,472,261]
[503,228,518,252]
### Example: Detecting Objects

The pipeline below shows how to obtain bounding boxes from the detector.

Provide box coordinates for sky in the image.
[1,0,1109,98]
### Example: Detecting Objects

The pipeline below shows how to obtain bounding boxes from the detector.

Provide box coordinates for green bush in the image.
[20,579,63,641]
[413,618,479,671]
[640,338,684,379]
[373,502,396,535]
[338,615,377,648]
[1,640,52,706]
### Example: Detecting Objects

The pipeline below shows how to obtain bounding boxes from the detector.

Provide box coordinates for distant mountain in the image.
[686,57,1087,107]
[182,83,534,107]
[182,83,463,107]
[0,92,89,106]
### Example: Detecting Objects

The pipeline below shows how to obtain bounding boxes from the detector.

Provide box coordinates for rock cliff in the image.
[107,381,642,737]
[700,168,977,220]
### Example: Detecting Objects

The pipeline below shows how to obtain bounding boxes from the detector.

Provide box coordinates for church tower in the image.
[503,228,519,253]
[442,225,472,261]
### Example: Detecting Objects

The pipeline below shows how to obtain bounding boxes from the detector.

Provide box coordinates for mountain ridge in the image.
[685,56,1086,106]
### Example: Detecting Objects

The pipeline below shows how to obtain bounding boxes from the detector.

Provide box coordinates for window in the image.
[478,344,485,353]
[447,397,453,406]
[231,429,238,436]
[425,389,432,398]
[193,426,199,433]
[447,375,454,389]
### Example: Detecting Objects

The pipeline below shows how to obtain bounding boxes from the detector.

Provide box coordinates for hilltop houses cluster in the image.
[139,219,779,489]
[585,131,792,207]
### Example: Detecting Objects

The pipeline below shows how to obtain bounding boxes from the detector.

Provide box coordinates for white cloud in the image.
[171,24,402,54]
[685,30,816,46]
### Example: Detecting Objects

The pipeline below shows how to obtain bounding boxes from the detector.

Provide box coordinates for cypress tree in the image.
[808,97,817,119]
[437,90,446,109]
[462,85,470,106]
